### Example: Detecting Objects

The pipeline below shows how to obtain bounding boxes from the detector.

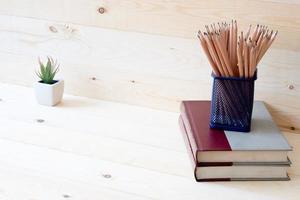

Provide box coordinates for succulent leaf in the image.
[36,56,60,84]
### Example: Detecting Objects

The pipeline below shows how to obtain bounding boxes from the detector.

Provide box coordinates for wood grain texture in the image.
[0,15,299,133]
[0,83,299,200]
[0,0,299,51]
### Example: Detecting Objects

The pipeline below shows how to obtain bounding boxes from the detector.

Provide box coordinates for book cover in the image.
[180,101,292,164]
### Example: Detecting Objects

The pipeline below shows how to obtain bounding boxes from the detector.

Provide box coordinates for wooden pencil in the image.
[232,20,238,73]
[215,34,233,76]
[240,31,244,55]
[225,23,229,50]
[251,24,259,42]
[198,31,221,76]
[212,33,231,77]
[249,46,254,77]
[245,25,252,40]
[244,40,249,78]
[203,32,226,76]
[237,40,244,77]
[250,47,258,76]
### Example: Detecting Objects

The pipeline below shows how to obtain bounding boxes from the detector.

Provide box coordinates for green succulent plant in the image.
[36,57,59,84]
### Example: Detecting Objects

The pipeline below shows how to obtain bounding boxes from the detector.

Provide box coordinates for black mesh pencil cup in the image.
[210,72,257,132]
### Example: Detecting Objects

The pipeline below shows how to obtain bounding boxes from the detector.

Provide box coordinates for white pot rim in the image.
[37,80,63,87]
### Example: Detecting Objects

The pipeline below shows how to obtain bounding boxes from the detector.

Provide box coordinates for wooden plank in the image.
[260,0,300,4]
[0,118,192,177]
[0,0,299,51]
[0,15,299,132]
[0,163,149,200]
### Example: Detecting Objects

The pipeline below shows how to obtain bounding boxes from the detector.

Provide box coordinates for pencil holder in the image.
[210,72,257,132]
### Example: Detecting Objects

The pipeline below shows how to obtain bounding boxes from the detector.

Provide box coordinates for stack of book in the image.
[179,101,292,182]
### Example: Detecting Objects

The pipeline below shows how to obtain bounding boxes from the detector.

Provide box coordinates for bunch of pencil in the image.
[198,20,277,78]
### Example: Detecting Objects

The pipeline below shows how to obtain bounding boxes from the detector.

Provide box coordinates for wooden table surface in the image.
[0,83,299,200]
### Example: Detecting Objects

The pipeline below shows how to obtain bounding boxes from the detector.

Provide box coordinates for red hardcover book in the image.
[179,101,291,182]
[179,116,230,181]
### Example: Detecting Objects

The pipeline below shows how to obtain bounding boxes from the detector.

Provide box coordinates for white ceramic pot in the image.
[35,80,64,106]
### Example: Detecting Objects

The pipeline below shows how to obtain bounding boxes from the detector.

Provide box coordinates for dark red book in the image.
[179,101,291,182]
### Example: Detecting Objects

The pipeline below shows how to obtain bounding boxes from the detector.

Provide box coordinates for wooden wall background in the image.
[0,0,299,133]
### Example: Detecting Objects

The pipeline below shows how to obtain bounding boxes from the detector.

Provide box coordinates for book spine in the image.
[180,103,199,162]
[178,116,197,180]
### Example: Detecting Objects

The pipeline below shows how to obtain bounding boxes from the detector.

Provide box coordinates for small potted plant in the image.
[35,57,64,106]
